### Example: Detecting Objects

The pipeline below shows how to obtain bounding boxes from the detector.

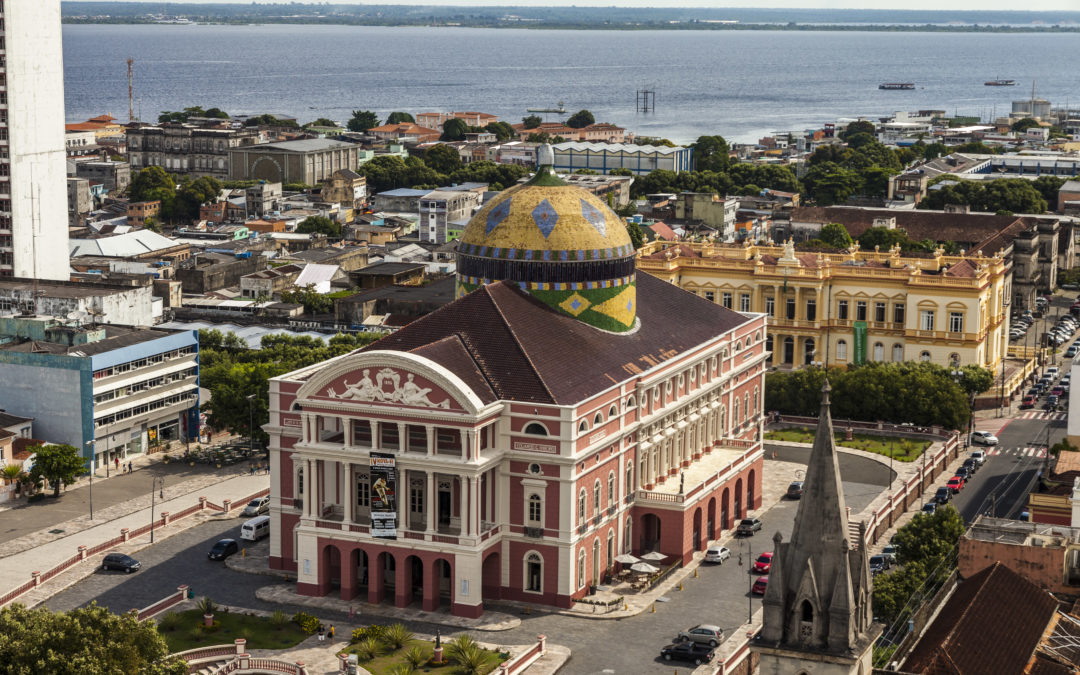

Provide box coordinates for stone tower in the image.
[753,381,881,675]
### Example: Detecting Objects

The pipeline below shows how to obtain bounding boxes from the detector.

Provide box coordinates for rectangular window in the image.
[357,480,370,507]
[838,300,849,320]
[740,293,751,312]
[721,292,732,309]
[786,298,796,320]
[921,310,935,331]
[806,299,816,321]
[950,312,964,333]
[352,422,371,446]
[529,497,542,523]
[856,301,867,321]
[410,485,423,512]
[765,297,775,316]
[875,302,886,322]
[704,291,714,303]
[894,303,905,324]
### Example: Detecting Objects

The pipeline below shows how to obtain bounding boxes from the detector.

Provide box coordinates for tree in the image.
[128,166,175,202]
[1032,175,1067,205]
[280,284,334,315]
[565,109,595,129]
[175,176,222,222]
[424,144,463,174]
[304,117,339,128]
[27,444,85,497]
[440,117,470,142]
[0,602,186,675]
[625,219,645,249]
[840,120,876,139]
[892,506,965,566]
[296,215,342,238]
[1011,117,1040,133]
[347,110,380,133]
[484,121,516,142]
[920,178,1048,214]
[525,132,564,144]
[856,226,909,251]
[522,115,543,129]
[242,114,298,128]
[692,135,731,172]
[802,162,862,206]
[385,111,415,125]
[818,223,853,249]
[204,107,229,119]
[143,216,161,234]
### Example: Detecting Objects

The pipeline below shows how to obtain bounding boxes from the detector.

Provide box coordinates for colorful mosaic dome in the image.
[456,145,637,332]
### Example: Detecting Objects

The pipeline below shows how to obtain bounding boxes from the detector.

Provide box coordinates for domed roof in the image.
[455,145,638,333]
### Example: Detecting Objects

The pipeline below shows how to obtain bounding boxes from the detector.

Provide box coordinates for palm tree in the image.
[2,464,21,484]
[382,623,413,650]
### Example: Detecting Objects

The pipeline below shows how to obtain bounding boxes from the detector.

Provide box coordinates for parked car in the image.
[241,496,270,517]
[1026,387,1041,398]
[1048,367,1061,377]
[704,546,731,564]
[752,575,769,595]
[921,502,938,514]
[934,487,952,504]
[971,431,998,445]
[1052,386,1066,397]
[1066,346,1078,358]
[1045,395,1060,410]
[869,555,889,575]
[961,458,979,474]
[660,642,715,665]
[208,538,239,561]
[947,476,965,493]
[736,518,762,536]
[785,481,804,499]
[1021,396,1037,409]
[970,450,986,465]
[753,552,774,574]
[677,624,724,647]
[881,544,899,564]
[955,466,972,481]
[101,553,141,573]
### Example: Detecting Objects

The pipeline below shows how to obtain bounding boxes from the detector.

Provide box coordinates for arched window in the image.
[892,343,904,362]
[578,489,587,524]
[836,340,848,360]
[802,600,814,622]
[608,405,618,418]
[873,342,884,362]
[624,516,633,553]
[577,549,587,589]
[626,395,636,409]
[594,412,604,426]
[593,480,602,512]
[753,386,759,415]
[527,494,542,524]
[296,466,304,498]
[920,351,931,362]
[523,422,547,436]
[733,399,740,427]
[625,463,634,495]
[578,420,589,433]
[525,552,543,593]
[608,472,616,504]
[743,393,750,422]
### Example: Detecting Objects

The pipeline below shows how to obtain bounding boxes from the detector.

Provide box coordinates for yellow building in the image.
[637,239,1011,371]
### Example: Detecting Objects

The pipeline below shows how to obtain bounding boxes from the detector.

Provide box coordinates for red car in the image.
[947,476,965,493]
[1020,396,1037,409]
[753,552,774,574]
[752,575,769,595]
[1052,386,1066,397]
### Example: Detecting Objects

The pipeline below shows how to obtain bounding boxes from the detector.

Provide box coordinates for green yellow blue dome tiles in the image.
[532,199,559,238]
[486,197,511,234]
[581,199,606,236]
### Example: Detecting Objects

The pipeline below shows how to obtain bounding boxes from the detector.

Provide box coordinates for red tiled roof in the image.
[647,223,678,241]
[792,206,1026,250]
[902,562,1058,675]
[365,274,750,405]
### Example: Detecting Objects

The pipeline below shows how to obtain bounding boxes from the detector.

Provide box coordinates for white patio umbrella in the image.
[640,550,667,561]
[630,561,659,574]
[614,553,640,564]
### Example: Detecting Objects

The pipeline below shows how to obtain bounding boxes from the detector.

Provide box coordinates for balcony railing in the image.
[524,526,544,538]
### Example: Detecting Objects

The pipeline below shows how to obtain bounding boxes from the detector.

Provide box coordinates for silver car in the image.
[241,496,270,517]
[677,624,724,647]
[704,546,731,564]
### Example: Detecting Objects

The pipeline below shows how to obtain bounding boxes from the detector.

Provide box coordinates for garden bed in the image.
[765,428,930,462]
[158,609,309,652]
[338,629,507,675]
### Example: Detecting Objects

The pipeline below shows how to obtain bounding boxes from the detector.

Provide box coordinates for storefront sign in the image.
[512,440,558,454]
[369,452,397,539]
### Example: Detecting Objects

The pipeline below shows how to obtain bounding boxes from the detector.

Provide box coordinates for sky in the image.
[102,0,1080,9]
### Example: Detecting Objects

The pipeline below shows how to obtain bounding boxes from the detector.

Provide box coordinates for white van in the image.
[240,515,270,541]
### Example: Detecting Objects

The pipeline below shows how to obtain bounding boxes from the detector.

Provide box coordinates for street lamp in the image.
[739,537,753,624]
[84,439,95,520]
[150,476,165,543]
[246,394,256,456]
[950,357,975,448]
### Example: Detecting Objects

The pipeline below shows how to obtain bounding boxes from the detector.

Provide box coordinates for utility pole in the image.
[127,58,135,123]
[84,440,95,520]
[150,477,165,543]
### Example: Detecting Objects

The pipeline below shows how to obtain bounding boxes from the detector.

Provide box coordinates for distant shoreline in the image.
[59,20,1080,33]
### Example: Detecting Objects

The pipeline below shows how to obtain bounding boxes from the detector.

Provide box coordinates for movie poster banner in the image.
[369,452,397,539]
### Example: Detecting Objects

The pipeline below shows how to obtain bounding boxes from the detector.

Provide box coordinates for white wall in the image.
[7,1,70,281]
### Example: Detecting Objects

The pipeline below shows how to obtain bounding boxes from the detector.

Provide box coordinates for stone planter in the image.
[203,613,214,628]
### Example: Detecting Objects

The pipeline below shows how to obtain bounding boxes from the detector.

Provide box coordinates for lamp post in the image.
[84,440,95,520]
[246,394,256,456]
[740,537,754,624]
[150,476,165,543]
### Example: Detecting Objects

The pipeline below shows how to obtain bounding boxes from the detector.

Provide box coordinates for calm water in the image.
[61,25,1080,144]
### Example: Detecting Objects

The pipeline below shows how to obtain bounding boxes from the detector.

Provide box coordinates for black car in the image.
[955,466,972,481]
[869,555,889,575]
[208,538,239,561]
[962,458,979,474]
[786,481,804,499]
[660,641,715,665]
[101,553,141,573]
[921,502,937,515]
[736,518,763,536]
[934,487,952,504]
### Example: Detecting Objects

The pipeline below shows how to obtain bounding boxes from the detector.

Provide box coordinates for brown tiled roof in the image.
[943,259,978,278]
[902,562,1058,675]
[791,206,1026,248]
[365,274,749,404]
[409,335,498,404]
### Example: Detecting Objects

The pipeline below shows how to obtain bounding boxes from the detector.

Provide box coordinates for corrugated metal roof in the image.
[294,264,339,287]
[69,230,180,258]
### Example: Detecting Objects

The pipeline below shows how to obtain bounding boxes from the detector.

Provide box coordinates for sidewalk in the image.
[0,472,269,607]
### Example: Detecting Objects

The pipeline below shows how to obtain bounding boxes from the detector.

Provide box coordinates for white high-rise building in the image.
[2,1,70,281]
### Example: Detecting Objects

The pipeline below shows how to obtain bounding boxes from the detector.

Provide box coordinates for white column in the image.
[426,426,435,457]
[372,421,381,450]
[343,463,354,524]
[398,422,407,452]
[305,459,315,518]
[486,470,494,524]
[426,471,436,533]
[459,429,470,460]
[398,468,408,530]
[459,476,468,535]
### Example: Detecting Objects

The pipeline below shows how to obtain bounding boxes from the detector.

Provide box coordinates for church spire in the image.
[789,379,850,555]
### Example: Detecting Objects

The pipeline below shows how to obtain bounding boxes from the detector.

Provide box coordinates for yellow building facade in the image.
[637,240,1011,371]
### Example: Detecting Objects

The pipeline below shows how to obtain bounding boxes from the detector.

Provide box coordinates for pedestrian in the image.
[128,461,133,474]
[249,464,255,476]
[114,456,120,472]
[317,624,325,642]
[328,625,335,640]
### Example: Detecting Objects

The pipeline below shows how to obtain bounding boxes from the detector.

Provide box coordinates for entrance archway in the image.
[721,488,730,530]
[320,544,340,596]
[592,539,601,586]
[747,470,756,511]
[641,513,662,552]
[693,507,703,551]
[401,555,422,607]
[734,479,743,520]
[707,497,716,541]
[783,337,794,364]
[482,551,501,601]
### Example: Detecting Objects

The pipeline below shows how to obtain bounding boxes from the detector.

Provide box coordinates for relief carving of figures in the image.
[327,368,450,408]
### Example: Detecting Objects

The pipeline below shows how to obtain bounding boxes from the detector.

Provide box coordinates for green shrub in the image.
[446,634,480,665]
[356,636,381,661]
[382,623,413,649]
[385,666,414,675]
[157,612,182,632]
[352,623,386,642]
[291,611,319,635]
[188,625,204,642]
[404,645,427,668]
[269,610,289,628]
[196,597,215,615]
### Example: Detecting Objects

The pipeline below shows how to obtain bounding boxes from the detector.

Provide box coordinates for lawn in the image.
[764,428,931,462]
[158,609,310,653]
[339,638,507,675]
